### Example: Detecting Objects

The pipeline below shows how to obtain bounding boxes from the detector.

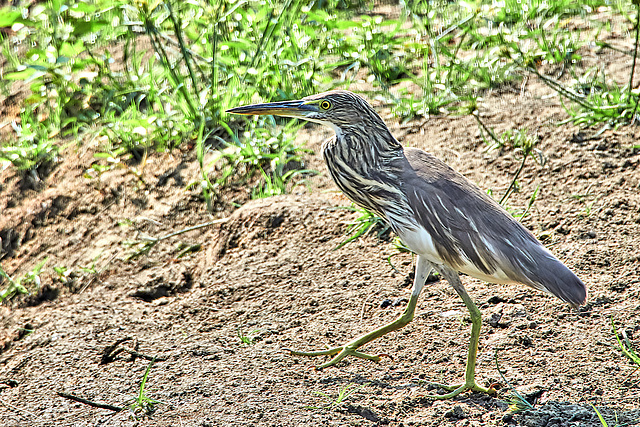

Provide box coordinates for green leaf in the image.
[70,2,96,14]
[220,40,253,50]
[59,40,85,58]
[29,64,48,71]
[50,0,64,14]
[4,68,36,80]
[25,69,47,83]
[25,48,47,60]
[590,405,609,427]
[71,58,95,72]
[334,20,360,30]
[73,20,109,36]
[0,9,21,27]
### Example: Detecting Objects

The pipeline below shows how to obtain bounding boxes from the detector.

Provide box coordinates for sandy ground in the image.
[1,6,640,427]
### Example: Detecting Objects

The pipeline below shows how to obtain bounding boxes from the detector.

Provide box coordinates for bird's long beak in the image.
[226,99,316,119]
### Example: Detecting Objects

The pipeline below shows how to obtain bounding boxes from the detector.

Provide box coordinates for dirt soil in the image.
[2,13,640,427]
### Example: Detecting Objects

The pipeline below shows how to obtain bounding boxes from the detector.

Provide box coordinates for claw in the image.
[488,382,500,393]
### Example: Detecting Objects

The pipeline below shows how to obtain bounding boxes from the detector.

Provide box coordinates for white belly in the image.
[396,225,515,285]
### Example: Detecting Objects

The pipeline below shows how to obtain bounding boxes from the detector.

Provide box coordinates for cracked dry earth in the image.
[2,49,640,427]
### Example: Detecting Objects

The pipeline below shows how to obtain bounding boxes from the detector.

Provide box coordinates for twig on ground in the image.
[79,253,118,294]
[359,292,377,321]
[499,151,530,206]
[127,217,230,260]
[101,337,134,364]
[0,378,18,387]
[123,348,168,362]
[101,337,168,364]
[57,392,123,412]
[145,217,230,243]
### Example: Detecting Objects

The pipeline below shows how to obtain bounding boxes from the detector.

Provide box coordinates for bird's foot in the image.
[423,381,497,400]
[283,344,392,369]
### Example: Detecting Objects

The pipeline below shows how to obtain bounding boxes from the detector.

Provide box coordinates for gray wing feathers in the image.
[501,242,587,306]
[402,148,587,306]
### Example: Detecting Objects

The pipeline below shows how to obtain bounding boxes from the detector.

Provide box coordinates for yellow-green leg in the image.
[425,266,496,399]
[285,255,433,369]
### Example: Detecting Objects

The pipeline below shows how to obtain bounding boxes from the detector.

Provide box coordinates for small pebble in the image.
[444,405,466,419]
[392,297,408,307]
[380,299,393,309]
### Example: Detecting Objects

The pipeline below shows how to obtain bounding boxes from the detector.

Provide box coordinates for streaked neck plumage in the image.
[321,117,411,229]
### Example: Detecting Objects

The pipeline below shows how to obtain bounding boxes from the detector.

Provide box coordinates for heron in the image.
[227,90,587,399]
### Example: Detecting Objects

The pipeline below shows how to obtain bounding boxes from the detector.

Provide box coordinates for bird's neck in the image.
[321,126,407,220]
[322,126,403,173]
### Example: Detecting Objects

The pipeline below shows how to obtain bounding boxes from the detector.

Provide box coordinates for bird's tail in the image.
[523,246,587,307]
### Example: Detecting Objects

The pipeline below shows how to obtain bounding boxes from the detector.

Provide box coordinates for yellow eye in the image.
[320,100,332,110]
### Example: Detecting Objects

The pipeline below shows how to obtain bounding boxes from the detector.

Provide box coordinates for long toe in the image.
[316,347,384,369]
[285,344,386,369]
[423,382,497,400]
[284,346,343,357]
[427,382,463,392]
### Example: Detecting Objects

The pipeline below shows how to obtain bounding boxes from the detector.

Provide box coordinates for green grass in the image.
[1,0,330,202]
[237,327,260,346]
[128,359,163,419]
[494,351,535,413]
[307,383,366,410]
[0,107,59,184]
[591,405,612,427]
[0,258,48,303]
[334,205,390,250]
[612,318,640,371]
[572,192,602,218]
[1,0,638,207]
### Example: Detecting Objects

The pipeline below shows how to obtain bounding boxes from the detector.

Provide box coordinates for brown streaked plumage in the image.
[227,90,587,399]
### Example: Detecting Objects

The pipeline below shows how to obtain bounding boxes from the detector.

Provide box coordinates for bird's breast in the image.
[323,139,420,232]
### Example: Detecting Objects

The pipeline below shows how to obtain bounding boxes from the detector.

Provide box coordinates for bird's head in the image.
[226,90,385,137]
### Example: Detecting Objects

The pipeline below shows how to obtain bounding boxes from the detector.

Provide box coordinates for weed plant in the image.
[612,318,640,371]
[308,383,365,410]
[0,258,47,303]
[1,0,638,206]
[334,205,390,250]
[237,327,260,345]
[128,359,163,419]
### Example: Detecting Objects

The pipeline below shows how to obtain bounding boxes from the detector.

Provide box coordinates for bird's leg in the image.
[286,256,432,369]
[425,266,496,399]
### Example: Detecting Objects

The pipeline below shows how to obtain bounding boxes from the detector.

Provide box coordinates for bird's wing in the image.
[399,148,586,306]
